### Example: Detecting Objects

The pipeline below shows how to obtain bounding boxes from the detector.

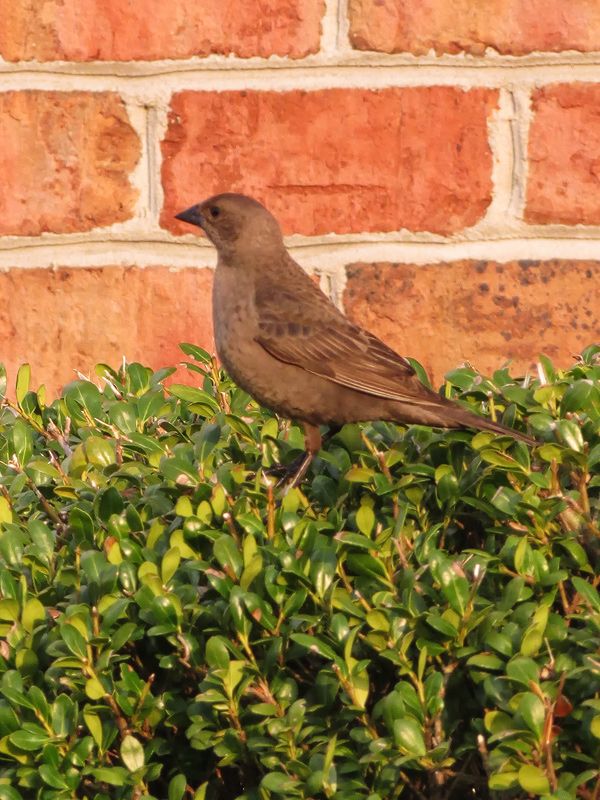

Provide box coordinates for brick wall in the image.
[1,0,599,394]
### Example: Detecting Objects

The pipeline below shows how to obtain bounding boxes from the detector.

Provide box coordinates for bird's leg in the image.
[287,423,343,489]
[265,423,342,488]
[287,423,322,489]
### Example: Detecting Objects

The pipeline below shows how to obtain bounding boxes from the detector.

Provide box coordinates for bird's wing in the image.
[254,276,435,405]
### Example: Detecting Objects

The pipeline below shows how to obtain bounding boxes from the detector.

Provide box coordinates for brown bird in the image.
[175,194,534,483]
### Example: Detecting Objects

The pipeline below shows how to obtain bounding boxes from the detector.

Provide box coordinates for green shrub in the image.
[0,344,599,800]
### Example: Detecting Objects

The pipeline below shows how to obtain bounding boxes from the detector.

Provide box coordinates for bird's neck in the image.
[217,241,289,276]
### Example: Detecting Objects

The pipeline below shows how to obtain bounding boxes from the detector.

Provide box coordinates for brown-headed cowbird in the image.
[176,194,534,482]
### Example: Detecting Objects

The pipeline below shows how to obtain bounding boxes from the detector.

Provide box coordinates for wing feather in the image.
[254,275,438,407]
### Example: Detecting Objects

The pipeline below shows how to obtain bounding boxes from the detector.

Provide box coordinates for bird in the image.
[175,193,535,484]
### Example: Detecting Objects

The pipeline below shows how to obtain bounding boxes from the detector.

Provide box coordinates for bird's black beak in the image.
[175,204,205,229]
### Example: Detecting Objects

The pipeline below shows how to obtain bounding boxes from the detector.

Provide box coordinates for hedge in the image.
[0,343,599,800]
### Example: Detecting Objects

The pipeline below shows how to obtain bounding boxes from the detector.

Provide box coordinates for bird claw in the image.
[263,451,314,489]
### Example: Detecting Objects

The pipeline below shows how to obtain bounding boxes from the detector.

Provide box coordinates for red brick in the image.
[0,92,140,236]
[348,0,600,56]
[526,85,600,226]
[344,260,600,387]
[0,0,323,62]
[162,88,497,237]
[0,266,214,396]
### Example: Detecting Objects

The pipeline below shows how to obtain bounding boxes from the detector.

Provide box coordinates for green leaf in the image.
[21,598,45,633]
[561,379,600,412]
[0,363,7,400]
[84,436,116,467]
[488,772,519,791]
[356,505,375,535]
[519,693,545,740]
[161,546,181,585]
[555,418,584,452]
[213,535,243,579]
[84,710,103,749]
[427,614,459,638]
[0,527,26,567]
[429,551,469,615]
[60,623,88,659]
[479,448,523,469]
[179,343,213,364]
[28,520,54,559]
[11,419,33,466]
[0,599,19,621]
[10,725,49,750]
[85,678,106,700]
[168,384,219,410]
[109,402,138,433]
[290,634,337,661]
[406,357,432,388]
[345,467,376,483]
[517,764,550,795]
[194,422,222,463]
[0,786,25,800]
[205,637,231,670]
[62,380,103,418]
[572,577,600,611]
[39,763,69,790]
[261,773,299,793]
[91,767,128,786]
[225,413,255,441]
[310,548,337,597]
[169,774,187,800]
[160,456,200,485]
[137,391,166,422]
[126,363,151,395]
[69,507,94,540]
[27,687,49,721]
[120,735,145,772]
[242,592,277,630]
[393,718,427,756]
[506,657,539,686]
[95,486,125,524]
[0,496,11,525]
[15,364,30,407]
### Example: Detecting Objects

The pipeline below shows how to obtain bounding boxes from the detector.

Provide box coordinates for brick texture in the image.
[344,260,600,387]
[0,266,214,396]
[0,92,140,236]
[526,84,600,226]
[0,0,324,62]
[348,0,600,56]
[162,88,498,237]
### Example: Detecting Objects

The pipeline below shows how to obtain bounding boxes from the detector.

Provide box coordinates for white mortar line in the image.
[289,237,600,269]
[325,262,349,311]
[320,0,342,56]
[3,61,600,97]
[510,85,535,221]
[3,220,600,255]
[481,88,517,228]
[1,237,600,273]
[335,0,352,55]
[4,47,600,75]
[123,100,152,221]
[147,101,170,223]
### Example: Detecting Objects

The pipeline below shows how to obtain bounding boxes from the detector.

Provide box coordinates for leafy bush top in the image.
[0,344,599,800]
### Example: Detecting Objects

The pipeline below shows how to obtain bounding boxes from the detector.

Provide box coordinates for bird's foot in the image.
[263,451,314,489]
[262,423,339,490]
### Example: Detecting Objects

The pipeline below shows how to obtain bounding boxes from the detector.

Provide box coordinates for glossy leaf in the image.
[121,735,145,772]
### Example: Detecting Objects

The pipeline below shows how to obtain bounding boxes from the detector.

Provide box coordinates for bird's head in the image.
[175,193,284,264]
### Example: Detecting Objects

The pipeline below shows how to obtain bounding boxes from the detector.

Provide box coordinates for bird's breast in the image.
[212,266,259,369]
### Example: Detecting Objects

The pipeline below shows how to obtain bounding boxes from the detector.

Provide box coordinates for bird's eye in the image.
[209,206,220,218]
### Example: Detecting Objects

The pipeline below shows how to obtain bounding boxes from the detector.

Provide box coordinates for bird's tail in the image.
[420,395,536,446]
